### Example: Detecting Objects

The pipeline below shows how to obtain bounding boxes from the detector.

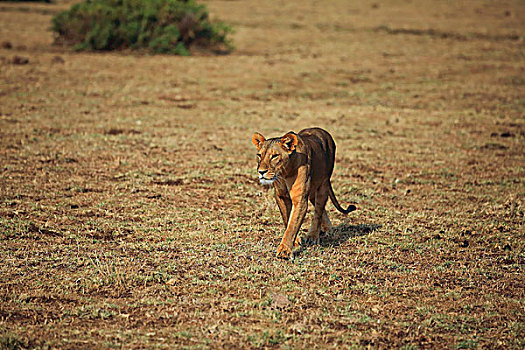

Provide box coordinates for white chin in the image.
[260,178,276,185]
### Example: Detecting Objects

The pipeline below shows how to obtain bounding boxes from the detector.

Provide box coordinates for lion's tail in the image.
[328,181,356,214]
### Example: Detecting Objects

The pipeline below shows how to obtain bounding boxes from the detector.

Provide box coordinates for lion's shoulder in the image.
[294,128,336,182]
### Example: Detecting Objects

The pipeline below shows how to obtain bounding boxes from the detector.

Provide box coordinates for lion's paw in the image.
[276,243,293,259]
[304,234,320,246]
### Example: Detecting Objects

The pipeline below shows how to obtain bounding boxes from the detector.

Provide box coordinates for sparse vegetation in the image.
[51,0,233,54]
[1,0,524,348]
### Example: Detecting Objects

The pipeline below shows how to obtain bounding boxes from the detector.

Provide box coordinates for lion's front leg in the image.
[276,201,306,258]
[273,181,292,229]
[276,186,309,259]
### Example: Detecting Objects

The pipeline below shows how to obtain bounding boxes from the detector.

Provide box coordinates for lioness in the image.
[251,127,356,259]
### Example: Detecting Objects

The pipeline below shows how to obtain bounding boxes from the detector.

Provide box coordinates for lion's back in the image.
[299,127,337,178]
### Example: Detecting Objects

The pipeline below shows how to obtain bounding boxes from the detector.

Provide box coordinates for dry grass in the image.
[1,0,524,348]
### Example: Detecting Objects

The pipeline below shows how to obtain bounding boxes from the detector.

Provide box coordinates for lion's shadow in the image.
[319,222,381,247]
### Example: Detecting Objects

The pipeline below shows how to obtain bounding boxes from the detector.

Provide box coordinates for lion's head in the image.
[251,132,298,185]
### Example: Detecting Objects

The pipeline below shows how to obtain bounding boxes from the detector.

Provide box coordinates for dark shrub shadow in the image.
[320,222,381,247]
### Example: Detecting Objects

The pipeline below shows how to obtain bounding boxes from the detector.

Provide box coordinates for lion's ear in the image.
[280,132,298,153]
[252,132,266,149]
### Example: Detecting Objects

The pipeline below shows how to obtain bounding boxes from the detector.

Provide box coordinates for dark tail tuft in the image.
[328,182,357,214]
[341,204,357,214]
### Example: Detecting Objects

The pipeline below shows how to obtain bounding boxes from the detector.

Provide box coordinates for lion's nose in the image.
[258,170,268,176]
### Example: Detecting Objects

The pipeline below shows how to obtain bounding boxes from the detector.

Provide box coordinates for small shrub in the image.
[2,0,51,2]
[51,0,233,55]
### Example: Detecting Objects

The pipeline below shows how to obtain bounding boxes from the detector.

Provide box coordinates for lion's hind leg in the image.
[320,210,333,234]
[305,182,330,245]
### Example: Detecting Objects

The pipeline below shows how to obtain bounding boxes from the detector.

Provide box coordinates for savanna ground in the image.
[1,0,524,348]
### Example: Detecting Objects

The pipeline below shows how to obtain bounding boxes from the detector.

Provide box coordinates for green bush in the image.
[1,0,52,2]
[51,0,233,55]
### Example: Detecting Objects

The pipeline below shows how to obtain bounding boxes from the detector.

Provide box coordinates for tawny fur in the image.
[252,127,356,259]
